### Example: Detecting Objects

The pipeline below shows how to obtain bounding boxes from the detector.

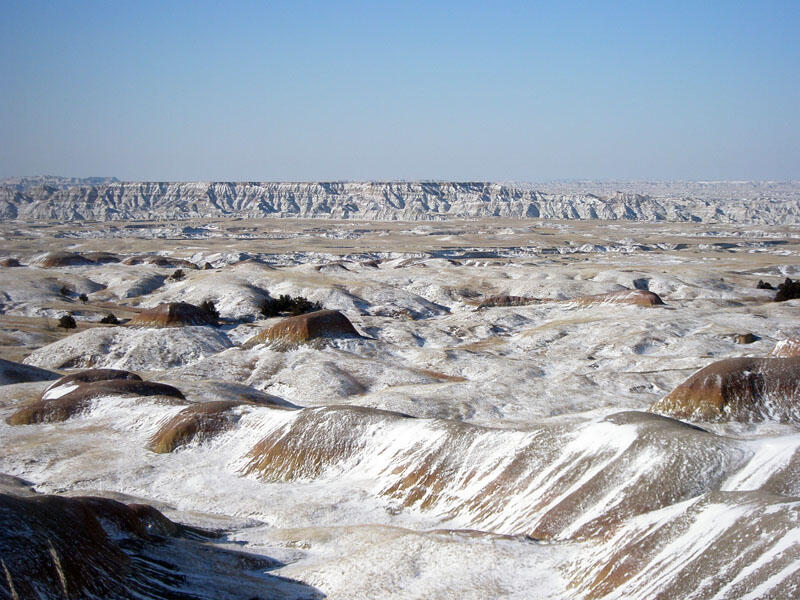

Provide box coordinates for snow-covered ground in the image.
[0,217,798,599]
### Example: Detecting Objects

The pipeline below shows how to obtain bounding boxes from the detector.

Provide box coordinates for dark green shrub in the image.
[100,313,119,324]
[775,278,800,302]
[78,293,88,303]
[260,295,321,318]
[59,285,72,297]
[170,269,185,281]
[58,314,76,330]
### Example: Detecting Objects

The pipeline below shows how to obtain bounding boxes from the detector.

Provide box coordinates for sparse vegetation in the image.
[757,280,775,290]
[259,294,322,318]
[169,268,185,281]
[58,314,76,330]
[200,299,220,320]
[100,313,119,325]
[59,285,72,297]
[775,278,800,302]
[78,293,88,303]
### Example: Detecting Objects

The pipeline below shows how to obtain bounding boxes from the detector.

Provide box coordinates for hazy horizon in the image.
[2,1,798,181]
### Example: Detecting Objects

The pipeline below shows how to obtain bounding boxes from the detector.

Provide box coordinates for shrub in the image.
[200,299,220,320]
[59,285,72,297]
[58,314,76,330]
[100,313,119,325]
[775,278,800,302]
[170,269,185,281]
[78,293,89,303]
[757,280,775,290]
[260,294,321,318]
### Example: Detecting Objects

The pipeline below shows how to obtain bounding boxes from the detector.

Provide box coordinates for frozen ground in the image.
[0,217,798,599]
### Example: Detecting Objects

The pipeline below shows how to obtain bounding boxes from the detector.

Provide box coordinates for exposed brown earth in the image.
[8,373,185,425]
[34,251,95,268]
[477,295,538,308]
[244,309,361,348]
[149,400,246,453]
[571,288,665,306]
[650,357,800,422]
[128,302,218,327]
[122,255,198,269]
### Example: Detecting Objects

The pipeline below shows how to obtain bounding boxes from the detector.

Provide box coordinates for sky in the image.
[1,0,798,181]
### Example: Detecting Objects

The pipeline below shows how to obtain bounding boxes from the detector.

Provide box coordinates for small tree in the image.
[58,314,76,330]
[78,293,88,303]
[100,313,119,325]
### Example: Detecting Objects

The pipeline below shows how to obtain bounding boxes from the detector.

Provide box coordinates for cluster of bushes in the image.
[775,278,800,302]
[757,278,800,302]
[260,295,321,318]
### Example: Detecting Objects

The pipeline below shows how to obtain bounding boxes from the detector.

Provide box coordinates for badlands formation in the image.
[0,182,799,599]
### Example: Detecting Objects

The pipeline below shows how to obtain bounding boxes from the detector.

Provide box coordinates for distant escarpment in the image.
[2,181,799,223]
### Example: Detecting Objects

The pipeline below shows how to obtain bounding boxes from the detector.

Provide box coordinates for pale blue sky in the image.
[1,1,798,181]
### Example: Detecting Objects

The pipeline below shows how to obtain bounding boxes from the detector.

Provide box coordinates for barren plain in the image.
[1,212,799,599]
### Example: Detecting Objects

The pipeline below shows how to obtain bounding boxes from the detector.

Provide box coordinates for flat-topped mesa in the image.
[572,288,665,307]
[34,251,94,267]
[650,357,800,423]
[244,309,361,348]
[7,368,185,425]
[128,302,218,327]
[3,180,800,223]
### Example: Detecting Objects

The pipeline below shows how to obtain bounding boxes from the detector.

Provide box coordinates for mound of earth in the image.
[573,288,665,306]
[0,358,60,386]
[0,489,318,600]
[129,302,218,327]
[34,251,95,268]
[22,326,233,370]
[650,357,800,422]
[478,295,537,308]
[149,400,246,453]
[770,338,800,357]
[244,309,361,348]
[0,257,21,267]
[7,369,184,424]
[83,251,121,264]
[122,254,198,269]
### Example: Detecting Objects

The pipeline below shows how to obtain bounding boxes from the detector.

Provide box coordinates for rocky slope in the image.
[2,180,800,223]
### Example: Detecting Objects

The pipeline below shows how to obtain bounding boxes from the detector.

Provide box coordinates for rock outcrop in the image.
[650,357,800,422]
[7,369,184,424]
[149,400,245,453]
[128,302,218,327]
[572,289,665,307]
[477,295,537,309]
[34,251,94,268]
[3,181,800,223]
[122,255,198,269]
[244,309,361,348]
